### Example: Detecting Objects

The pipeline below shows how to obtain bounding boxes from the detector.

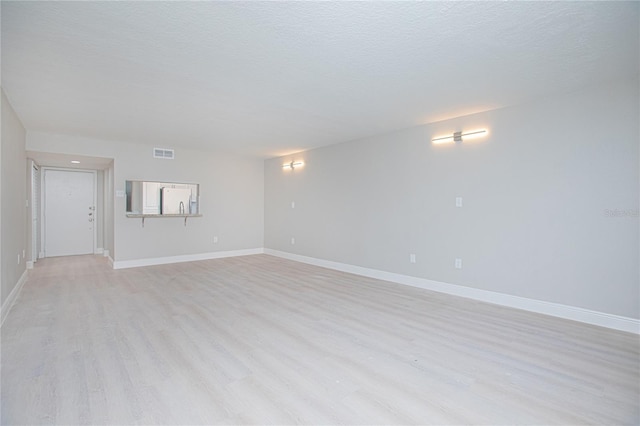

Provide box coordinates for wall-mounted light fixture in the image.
[283,161,304,170]
[432,129,488,144]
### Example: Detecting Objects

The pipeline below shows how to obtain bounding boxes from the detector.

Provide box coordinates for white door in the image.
[44,169,95,257]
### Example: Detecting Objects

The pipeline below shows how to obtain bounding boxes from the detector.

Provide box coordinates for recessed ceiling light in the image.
[70,160,81,164]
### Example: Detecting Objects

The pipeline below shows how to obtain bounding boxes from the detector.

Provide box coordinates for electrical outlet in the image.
[455,258,463,269]
[455,197,463,208]
[17,254,20,265]
[291,201,295,209]
[213,236,218,244]
[291,237,296,245]
[409,253,416,264]
[22,249,25,258]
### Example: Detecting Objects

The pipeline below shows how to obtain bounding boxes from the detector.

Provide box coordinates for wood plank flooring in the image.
[1,254,638,425]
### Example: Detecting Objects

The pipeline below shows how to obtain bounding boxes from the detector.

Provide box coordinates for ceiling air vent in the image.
[153,147,175,159]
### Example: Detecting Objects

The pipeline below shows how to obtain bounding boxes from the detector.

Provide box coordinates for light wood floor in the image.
[1,254,638,425]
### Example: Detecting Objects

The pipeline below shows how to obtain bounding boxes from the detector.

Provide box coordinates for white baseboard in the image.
[107,255,114,268]
[26,261,34,269]
[112,248,265,270]
[103,249,110,258]
[95,248,104,255]
[264,249,639,335]
[1,269,28,327]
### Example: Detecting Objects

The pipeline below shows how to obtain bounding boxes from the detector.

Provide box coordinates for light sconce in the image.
[283,160,304,170]
[432,129,488,144]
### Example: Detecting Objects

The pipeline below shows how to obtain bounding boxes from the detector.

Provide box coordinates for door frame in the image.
[31,160,40,263]
[41,167,98,258]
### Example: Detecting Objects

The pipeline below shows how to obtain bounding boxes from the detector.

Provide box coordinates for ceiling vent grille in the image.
[153,147,175,159]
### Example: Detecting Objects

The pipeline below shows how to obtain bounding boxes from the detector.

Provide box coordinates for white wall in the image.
[1,89,27,307]
[104,163,114,258]
[265,76,640,319]
[27,133,264,263]
[25,158,40,264]
[95,169,104,250]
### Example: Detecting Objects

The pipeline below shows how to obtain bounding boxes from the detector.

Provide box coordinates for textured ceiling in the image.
[2,1,638,158]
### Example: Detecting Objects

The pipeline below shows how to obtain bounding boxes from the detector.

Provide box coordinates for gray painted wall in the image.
[265,76,640,319]
[1,89,27,307]
[27,133,264,262]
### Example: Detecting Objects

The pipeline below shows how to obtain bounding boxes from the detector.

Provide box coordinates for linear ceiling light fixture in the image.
[283,160,304,170]
[432,129,488,144]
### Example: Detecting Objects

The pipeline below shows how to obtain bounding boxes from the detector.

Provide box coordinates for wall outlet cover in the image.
[455,258,463,269]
